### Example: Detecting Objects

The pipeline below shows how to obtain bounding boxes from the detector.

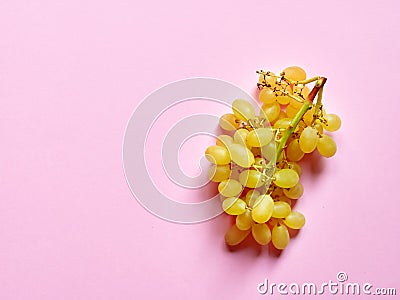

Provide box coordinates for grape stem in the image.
[267,77,327,168]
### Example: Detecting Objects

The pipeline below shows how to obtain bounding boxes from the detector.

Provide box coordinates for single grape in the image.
[272,201,291,218]
[225,224,250,246]
[245,189,260,207]
[259,88,276,104]
[228,143,255,168]
[260,141,277,161]
[282,66,307,81]
[218,179,243,197]
[233,128,250,146]
[317,134,337,157]
[232,99,256,121]
[219,113,239,131]
[287,161,302,176]
[222,197,247,215]
[239,169,264,188]
[273,118,292,130]
[283,211,306,229]
[323,113,341,132]
[286,104,300,118]
[299,126,319,153]
[246,127,273,147]
[208,164,231,182]
[236,209,253,230]
[205,145,231,165]
[286,139,305,162]
[216,134,234,148]
[271,223,290,249]
[276,95,291,105]
[251,194,274,223]
[252,223,272,245]
[260,102,280,123]
[283,182,304,199]
[274,169,299,188]
[314,123,323,134]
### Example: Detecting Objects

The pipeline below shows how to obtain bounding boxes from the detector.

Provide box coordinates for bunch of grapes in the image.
[205,66,341,250]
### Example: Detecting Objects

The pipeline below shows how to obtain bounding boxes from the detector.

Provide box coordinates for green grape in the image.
[216,134,234,148]
[233,128,250,146]
[252,223,272,245]
[282,66,307,81]
[261,141,277,161]
[219,113,239,131]
[246,127,273,147]
[232,99,256,121]
[287,161,302,176]
[245,189,260,207]
[225,224,250,246]
[208,164,231,182]
[251,195,274,223]
[286,139,305,162]
[228,143,255,168]
[239,169,264,188]
[299,126,319,153]
[274,169,299,188]
[283,211,306,229]
[205,145,231,165]
[222,197,247,215]
[283,182,304,199]
[272,201,291,218]
[286,104,300,118]
[260,102,280,123]
[276,95,291,105]
[323,113,341,132]
[218,179,243,197]
[317,134,337,157]
[236,209,253,230]
[271,224,290,249]
[259,88,276,104]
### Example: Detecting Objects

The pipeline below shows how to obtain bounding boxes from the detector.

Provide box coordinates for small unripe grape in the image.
[271,224,290,249]
[239,169,264,188]
[222,197,247,215]
[216,135,234,148]
[260,102,280,123]
[283,211,306,229]
[287,161,302,176]
[246,127,273,147]
[208,164,231,182]
[219,113,239,131]
[272,201,291,218]
[236,209,253,230]
[228,143,255,168]
[286,139,305,162]
[283,182,304,199]
[245,189,260,207]
[323,113,341,132]
[259,88,276,104]
[205,145,231,165]
[225,224,250,246]
[299,126,319,153]
[251,195,274,223]
[218,179,242,197]
[282,66,307,81]
[317,134,337,158]
[274,169,299,188]
[232,99,256,121]
[233,128,250,146]
[252,223,271,245]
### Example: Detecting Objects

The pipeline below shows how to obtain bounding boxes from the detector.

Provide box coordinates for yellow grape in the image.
[278,195,292,206]
[283,211,305,229]
[272,201,291,218]
[222,197,247,215]
[216,134,234,148]
[258,72,276,87]
[278,110,287,120]
[218,179,243,197]
[276,95,291,105]
[245,189,260,207]
[260,102,280,123]
[271,224,290,249]
[236,209,253,230]
[251,194,274,223]
[273,118,292,130]
[293,85,310,99]
[286,104,300,118]
[261,141,276,161]
[304,106,326,126]
[289,96,305,109]
[219,113,239,131]
[274,169,299,188]
[205,145,231,165]
[228,143,255,168]
[286,139,305,161]
[317,134,337,157]
[233,128,250,146]
[239,169,264,188]
[299,126,319,153]
[282,66,307,81]
[225,224,250,246]
[246,127,273,147]
[252,223,271,245]
[208,164,231,182]
[283,182,304,199]
[259,88,276,104]
[314,122,323,134]
[232,99,256,121]
[287,161,302,176]
[323,113,341,132]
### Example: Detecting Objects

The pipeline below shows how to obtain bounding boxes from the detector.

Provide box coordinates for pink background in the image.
[1,0,399,299]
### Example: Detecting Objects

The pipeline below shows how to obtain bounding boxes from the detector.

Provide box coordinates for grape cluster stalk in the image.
[205,66,341,250]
